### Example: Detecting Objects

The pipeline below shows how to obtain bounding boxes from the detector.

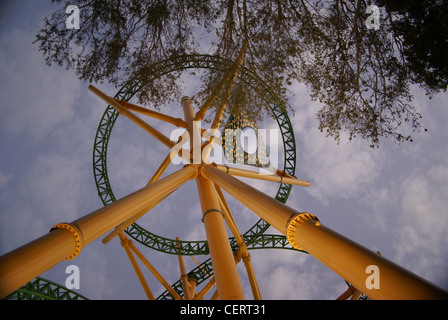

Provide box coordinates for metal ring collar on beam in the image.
[286,213,320,251]
[202,209,225,223]
[50,223,84,260]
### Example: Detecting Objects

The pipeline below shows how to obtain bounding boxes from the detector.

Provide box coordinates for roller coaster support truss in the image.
[1,86,447,300]
[2,160,447,299]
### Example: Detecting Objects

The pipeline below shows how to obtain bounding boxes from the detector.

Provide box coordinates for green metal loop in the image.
[157,236,308,300]
[4,277,88,300]
[92,54,297,255]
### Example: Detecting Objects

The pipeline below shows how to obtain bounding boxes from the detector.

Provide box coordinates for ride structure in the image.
[1,50,447,300]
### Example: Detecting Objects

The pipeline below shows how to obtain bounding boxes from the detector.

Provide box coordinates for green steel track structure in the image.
[157,236,307,300]
[5,277,88,300]
[92,54,298,256]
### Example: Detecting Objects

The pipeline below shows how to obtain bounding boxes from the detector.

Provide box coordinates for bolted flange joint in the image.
[286,213,320,251]
[197,164,209,180]
[183,163,199,179]
[50,222,84,260]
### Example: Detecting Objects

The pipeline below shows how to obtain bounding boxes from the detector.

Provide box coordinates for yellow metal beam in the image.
[89,85,192,161]
[118,233,155,300]
[0,165,197,299]
[202,164,448,300]
[194,38,250,122]
[214,164,311,187]
[0,228,79,299]
[197,39,250,164]
[196,176,245,300]
[176,237,193,300]
[102,185,180,245]
[181,96,202,164]
[113,98,188,128]
[214,185,261,299]
[336,286,356,300]
[127,237,183,300]
[189,278,198,299]
[102,152,178,244]
[181,97,245,300]
[194,277,216,300]
[147,152,172,185]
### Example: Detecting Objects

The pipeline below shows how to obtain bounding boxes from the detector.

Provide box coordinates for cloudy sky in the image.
[0,1,447,300]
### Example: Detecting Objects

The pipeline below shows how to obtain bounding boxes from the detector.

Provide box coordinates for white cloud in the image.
[392,156,448,285]
[287,85,384,205]
[249,249,346,300]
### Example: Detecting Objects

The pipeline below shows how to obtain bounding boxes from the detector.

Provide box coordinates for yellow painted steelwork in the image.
[202,164,448,300]
[89,85,192,163]
[176,237,193,300]
[2,78,448,301]
[215,185,262,300]
[214,164,311,187]
[119,232,155,300]
[195,277,216,300]
[127,235,183,300]
[182,96,245,300]
[113,98,188,129]
[0,165,197,299]
[194,38,249,122]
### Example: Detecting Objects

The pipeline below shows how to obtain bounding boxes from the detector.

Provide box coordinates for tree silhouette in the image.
[378,0,448,94]
[35,0,447,147]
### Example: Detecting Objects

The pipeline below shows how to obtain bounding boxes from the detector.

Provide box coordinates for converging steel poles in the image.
[202,165,448,300]
[181,97,245,300]
[0,165,197,299]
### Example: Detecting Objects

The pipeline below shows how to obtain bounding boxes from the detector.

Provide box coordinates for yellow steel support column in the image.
[102,153,178,244]
[118,232,155,300]
[147,152,172,185]
[113,98,188,129]
[89,85,191,162]
[189,278,198,299]
[176,237,192,300]
[0,228,79,299]
[214,164,311,187]
[194,38,249,122]
[0,165,197,299]
[181,97,245,300]
[215,185,262,300]
[181,96,202,164]
[195,277,216,300]
[202,165,448,300]
[336,286,356,300]
[127,237,183,300]
[196,175,245,299]
[102,185,180,245]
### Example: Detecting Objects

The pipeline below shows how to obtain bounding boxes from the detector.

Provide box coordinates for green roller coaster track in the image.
[5,277,88,300]
[7,54,307,300]
[92,54,297,255]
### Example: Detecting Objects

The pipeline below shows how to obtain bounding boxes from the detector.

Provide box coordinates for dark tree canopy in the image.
[380,0,448,93]
[35,0,448,148]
